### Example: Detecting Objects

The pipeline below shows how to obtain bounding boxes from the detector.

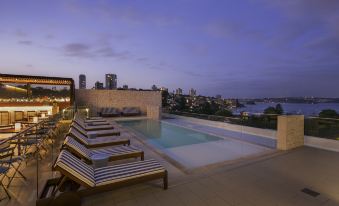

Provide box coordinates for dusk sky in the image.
[0,0,338,98]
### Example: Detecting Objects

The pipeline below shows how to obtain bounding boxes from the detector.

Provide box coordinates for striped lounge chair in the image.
[62,136,144,163]
[122,107,141,116]
[67,130,130,148]
[48,150,167,199]
[73,119,114,131]
[71,122,120,137]
[75,113,104,121]
[99,107,121,117]
[84,118,108,124]
[75,117,110,126]
[85,116,103,120]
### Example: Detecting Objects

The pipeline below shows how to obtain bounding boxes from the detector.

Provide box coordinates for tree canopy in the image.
[319,109,338,118]
[264,104,284,115]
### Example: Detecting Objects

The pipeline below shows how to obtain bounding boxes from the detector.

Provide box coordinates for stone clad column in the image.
[277,115,304,150]
[147,106,161,120]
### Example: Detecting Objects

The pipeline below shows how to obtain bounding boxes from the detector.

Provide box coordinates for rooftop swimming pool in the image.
[119,119,222,148]
[119,119,273,169]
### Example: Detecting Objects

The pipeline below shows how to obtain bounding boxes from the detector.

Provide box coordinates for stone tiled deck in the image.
[1,119,339,206]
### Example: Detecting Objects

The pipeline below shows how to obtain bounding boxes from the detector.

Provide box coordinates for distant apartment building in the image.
[160,87,168,92]
[94,81,104,90]
[176,88,183,95]
[123,84,128,90]
[216,94,222,99]
[189,88,196,97]
[105,74,117,89]
[79,74,86,89]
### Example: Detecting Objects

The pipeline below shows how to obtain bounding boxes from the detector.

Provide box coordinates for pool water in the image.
[119,119,272,168]
[119,119,222,148]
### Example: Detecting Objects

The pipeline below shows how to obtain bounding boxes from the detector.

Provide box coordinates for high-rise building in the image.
[176,88,183,95]
[79,74,86,89]
[105,74,117,89]
[189,88,196,97]
[94,81,104,90]
[123,85,128,90]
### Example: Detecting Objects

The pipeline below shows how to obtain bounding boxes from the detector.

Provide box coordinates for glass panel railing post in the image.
[36,123,39,199]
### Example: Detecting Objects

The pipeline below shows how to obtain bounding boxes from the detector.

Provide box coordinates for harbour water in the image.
[233,102,339,116]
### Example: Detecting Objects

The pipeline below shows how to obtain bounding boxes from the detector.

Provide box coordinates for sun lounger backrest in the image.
[68,127,88,145]
[63,136,92,160]
[122,107,140,114]
[102,108,109,114]
[54,150,95,187]
[113,107,120,114]
[74,119,86,128]
[72,122,87,135]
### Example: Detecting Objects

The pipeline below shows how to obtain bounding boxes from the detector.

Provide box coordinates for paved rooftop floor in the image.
[1,119,339,206]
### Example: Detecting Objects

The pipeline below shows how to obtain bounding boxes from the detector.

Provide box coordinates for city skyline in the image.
[0,1,339,98]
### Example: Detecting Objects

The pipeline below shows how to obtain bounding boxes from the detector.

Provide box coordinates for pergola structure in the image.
[0,73,75,104]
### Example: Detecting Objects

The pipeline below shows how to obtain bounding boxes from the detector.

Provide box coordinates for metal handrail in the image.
[9,119,48,141]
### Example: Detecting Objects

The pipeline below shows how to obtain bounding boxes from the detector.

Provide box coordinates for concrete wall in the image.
[305,136,339,153]
[277,115,304,150]
[75,89,162,116]
[147,106,162,120]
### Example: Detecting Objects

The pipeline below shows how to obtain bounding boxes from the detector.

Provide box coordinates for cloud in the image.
[18,40,33,45]
[95,47,130,59]
[184,43,209,55]
[136,57,148,62]
[261,0,339,18]
[15,29,28,37]
[45,34,55,39]
[259,0,339,47]
[62,43,131,59]
[63,43,91,57]
[63,1,179,26]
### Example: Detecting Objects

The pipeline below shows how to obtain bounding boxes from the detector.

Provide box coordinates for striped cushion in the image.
[69,128,127,145]
[73,119,109,129]
[54,150,95,187]
[86,124,114,130]
[74,118,85,127]
[71,123,87,136]
[63,136,91,160]
[87,137,127,145]
[69,128,89,145]
[123,107,140,114]
[91,145,141,157]
[71,123,119,137]
[94,159,165,186]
